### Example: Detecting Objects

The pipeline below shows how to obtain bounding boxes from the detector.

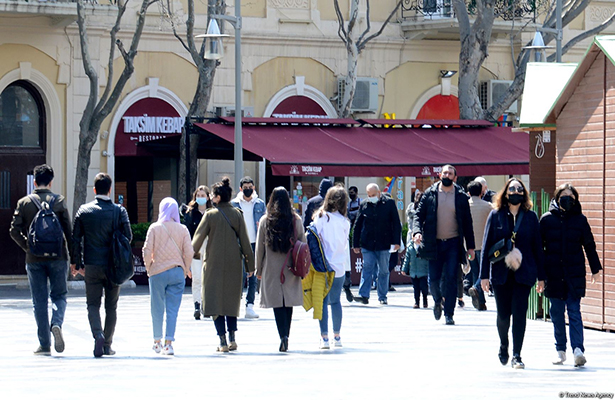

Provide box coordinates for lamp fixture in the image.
[440,70,457,78]
[196,19,229,60]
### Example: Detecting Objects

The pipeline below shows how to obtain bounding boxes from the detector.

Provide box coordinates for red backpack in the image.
[280,219,311,283]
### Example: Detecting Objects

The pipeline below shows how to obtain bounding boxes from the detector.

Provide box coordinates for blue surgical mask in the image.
[195,198,208,206]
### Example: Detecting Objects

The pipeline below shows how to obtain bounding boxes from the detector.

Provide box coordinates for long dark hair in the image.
[315,184,348,221]
[187,185,212,211]
[494,178,533,212]
[265,187,294,253]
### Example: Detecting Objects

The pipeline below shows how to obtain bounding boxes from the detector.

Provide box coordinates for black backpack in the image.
[27,194,64,258]
[108,205,134,286]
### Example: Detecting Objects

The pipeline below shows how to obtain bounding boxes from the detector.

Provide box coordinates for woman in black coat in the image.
[480,178,546,369]
[540,183,602,367]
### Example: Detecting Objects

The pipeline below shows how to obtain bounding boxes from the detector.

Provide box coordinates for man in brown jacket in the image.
[10,164,72,356]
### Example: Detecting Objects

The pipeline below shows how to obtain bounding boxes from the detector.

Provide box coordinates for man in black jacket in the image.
[413,165,475,325]
[71,173,132,357]
[352,183,401,305]
[303,178,333,229]
[10,164,72,356]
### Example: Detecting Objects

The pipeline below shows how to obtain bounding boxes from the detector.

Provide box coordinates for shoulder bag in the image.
[487,210,524,264]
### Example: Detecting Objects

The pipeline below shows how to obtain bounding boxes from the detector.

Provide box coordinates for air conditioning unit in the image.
[214,106,255,118]
[479,80,518,114]
[337,77,378,113]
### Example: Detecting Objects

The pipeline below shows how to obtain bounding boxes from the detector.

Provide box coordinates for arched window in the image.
[0,81,45,149]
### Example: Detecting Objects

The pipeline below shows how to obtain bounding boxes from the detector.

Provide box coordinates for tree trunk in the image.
[458,42,484,120]
[340,47,358,118]
[72,130,97,216]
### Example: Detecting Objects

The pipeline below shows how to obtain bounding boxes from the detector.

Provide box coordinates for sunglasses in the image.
[508,186,524,193]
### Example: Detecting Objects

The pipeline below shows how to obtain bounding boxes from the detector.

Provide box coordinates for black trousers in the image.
[493,271,532,356]
[412,276,428,304]
[273,307,293,339]
[85,264,120,346]
[213,316,237,336]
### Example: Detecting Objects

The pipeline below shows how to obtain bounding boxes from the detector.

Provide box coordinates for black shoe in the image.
[194,302,201,320]
[498,345,509,366]
[445,316,455,325]
[103,345,116,356]
[457,299,465,308]
[433,301,442,320]
[94,333,105,358]
[423,299,428,308]
[279,336,288,352]
[51,325,65,353]
[344,287,354,303]
[468,287,480,310]
[511,355,525,369]
[379,299,388,305]
[388,286,396,292]
[478,303,487,311]
[353,296,369,304]
[33,346,51,356]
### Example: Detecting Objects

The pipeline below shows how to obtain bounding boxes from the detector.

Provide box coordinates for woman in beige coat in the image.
[192,178,255,352]
[255,187,306,352]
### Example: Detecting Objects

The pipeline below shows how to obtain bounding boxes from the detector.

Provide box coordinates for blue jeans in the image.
[320,277,344,335]
[550,292,584,352]
[149,267,185,341]
[359,249,390,301]
[26,259,69,348]
[469,250,486,305]
[243,243,257,305]
[429,237,460,317]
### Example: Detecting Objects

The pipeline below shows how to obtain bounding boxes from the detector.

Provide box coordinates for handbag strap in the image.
[280,218,297,284]
[161,223,185,268]
[510,210,524,244]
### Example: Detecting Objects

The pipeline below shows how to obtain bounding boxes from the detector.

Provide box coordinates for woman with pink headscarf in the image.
[143,197,193,356]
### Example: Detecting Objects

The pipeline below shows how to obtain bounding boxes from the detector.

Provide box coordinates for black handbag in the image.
[487,210,524,264]
[108,205,134,286]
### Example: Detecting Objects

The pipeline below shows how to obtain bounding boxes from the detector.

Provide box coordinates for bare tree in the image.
[453,0,615,121]
[74,0,156,215]
[334,0,402,118]
[162,0,225,203]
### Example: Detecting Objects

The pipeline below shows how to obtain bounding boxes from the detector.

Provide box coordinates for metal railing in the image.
[402,0,547,22]
[527,188,551,321]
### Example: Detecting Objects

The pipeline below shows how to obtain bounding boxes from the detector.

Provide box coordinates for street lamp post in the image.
[200,1,243,183]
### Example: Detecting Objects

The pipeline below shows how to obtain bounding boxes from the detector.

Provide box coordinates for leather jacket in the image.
[71,197,132,267]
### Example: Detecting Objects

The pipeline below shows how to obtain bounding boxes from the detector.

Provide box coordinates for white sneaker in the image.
[152,342,162,354]
[552,350,566,365]
[245,304,259,319]
[319,337,330,350]
[162,343,174,356]
[333,336,343,348]
[573,347,586,367]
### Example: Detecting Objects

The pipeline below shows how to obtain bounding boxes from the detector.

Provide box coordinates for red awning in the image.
[193,121,529,177]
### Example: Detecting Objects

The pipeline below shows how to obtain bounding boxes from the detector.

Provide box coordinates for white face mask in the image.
[366,196,379,204]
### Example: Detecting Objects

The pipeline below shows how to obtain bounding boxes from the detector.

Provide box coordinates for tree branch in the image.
[334,0,348,45]
[452,0,471,40]
[547,11,615,62]
[76,0,98,132]
[357,0,402,52]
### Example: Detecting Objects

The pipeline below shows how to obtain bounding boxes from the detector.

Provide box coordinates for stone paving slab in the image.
[1,285,613,399]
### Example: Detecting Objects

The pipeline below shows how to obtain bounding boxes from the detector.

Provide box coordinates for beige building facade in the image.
[0,0,607,274]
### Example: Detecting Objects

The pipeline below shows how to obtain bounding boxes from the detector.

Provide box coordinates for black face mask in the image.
[559,196,575,211]
[508,194,523,206]
[441,178,453,187]
[243,188,253,198]
[349,194,357,201]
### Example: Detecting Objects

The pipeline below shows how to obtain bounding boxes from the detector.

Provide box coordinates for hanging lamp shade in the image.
[196,19,229,60]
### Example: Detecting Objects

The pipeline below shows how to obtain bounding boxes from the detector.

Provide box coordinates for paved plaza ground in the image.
[0,283,613,399]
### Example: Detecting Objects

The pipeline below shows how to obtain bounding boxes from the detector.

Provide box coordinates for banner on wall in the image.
[115,97,184,157]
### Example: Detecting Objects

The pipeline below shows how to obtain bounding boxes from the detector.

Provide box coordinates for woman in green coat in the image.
[192,177,255,352]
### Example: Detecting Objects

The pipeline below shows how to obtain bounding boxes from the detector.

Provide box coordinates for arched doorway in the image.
[0,80,47,274]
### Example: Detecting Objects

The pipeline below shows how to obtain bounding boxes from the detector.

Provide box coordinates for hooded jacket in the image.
[540,199,602,299]
[303,178,333,229]
[231,191,266,242]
